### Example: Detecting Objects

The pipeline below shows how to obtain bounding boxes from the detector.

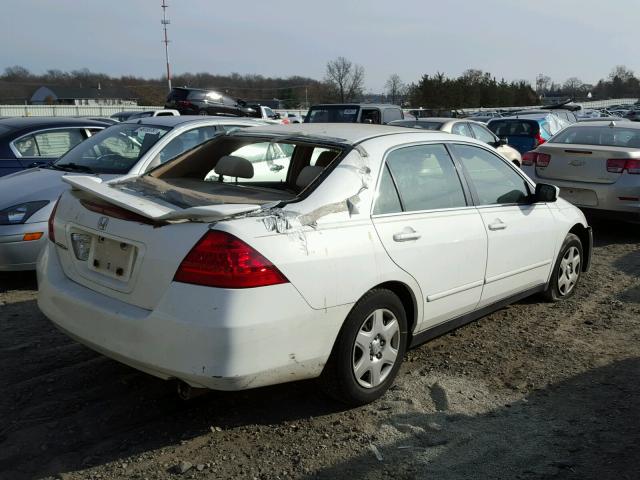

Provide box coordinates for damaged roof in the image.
[236,123,435,145]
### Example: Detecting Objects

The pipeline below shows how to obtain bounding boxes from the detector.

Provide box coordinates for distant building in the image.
[30,85,138,106]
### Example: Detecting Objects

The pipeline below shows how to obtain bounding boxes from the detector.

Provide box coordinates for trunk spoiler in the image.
[62,176,261,221]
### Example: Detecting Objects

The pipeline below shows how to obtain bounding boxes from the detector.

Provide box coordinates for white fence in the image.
[0,98,637,118]
[0,104,162,117]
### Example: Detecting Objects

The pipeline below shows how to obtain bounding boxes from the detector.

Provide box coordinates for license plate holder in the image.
[87,235,136,281]
[559,187,598,207]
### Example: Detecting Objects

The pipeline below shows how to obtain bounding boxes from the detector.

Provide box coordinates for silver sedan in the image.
[0,116,267,270]
[522,120,640,222]
[389,117,523,166]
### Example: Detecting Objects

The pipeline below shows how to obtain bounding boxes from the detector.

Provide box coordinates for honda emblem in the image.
[97,216,109,231]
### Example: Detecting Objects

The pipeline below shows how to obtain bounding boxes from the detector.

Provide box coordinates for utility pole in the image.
[161,0,172,91]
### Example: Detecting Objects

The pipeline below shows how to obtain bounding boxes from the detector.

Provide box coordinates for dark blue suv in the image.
[0,117,109,177]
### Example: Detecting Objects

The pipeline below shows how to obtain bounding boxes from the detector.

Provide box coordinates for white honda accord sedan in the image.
[37,124,592,405]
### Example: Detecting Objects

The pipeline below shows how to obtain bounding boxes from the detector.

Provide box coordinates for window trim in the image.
[448,142,535,208]
[370,141,473,217]
[10,126,97,158]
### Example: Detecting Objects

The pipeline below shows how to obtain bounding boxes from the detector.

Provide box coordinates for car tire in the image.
[198,109,208,116]
[320,289,407,406]
[543,233,583,302]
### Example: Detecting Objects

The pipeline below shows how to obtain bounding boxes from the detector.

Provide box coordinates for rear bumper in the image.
[525,172,640,220]
[0,221,48,271]
[37,243,349,390]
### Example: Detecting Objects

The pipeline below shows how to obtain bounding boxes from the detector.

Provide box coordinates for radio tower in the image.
[161,0,172,91]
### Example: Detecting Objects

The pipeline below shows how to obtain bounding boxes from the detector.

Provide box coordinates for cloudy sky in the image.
[1,0,637,91]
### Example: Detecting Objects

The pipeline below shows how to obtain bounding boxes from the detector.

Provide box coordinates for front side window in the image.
[454,144,530,205]
[14,129,85,157]
[34,129,85,157]
[53,123,170,174]
[381,144,467,213]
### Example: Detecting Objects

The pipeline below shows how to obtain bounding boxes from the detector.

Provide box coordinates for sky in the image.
[1,0,638,92]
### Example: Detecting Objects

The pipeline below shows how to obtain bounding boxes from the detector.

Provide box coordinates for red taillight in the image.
[522,151,537,166]
[534,132,546,147]
[607,158,640,174]
[522,151,551,167]
[536,153,551,167]
[48,197,60,243]
[174,230,289,288]
[177,100,193,108]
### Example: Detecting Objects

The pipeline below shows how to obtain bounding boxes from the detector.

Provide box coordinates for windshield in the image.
[53,123,171,174]
[550,126,640,148]
[306,106,360,123]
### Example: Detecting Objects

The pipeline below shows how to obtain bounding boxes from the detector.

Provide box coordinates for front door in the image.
[451,143,557,307]
[371,143,488,331]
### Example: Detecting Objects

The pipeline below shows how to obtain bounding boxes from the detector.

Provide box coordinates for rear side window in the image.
[470,123,496,144]
[454,144,530,205]
[382,144,467,212]
[373,165,402,215]
[167,89,189,101]
[451,122,472,137]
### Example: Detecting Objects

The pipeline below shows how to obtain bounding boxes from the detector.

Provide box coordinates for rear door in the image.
[452,143,556,306]
[371,143,488,330]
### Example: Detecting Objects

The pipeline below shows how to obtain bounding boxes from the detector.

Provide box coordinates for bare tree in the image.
[325,57,365,102]
[385,74,406,104]
[536,74,552,96]
[609,65,635,82]
[563,77,583,99]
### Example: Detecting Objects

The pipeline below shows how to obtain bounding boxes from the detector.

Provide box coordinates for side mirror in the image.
[534,183,559,203]
[273,113,281,120]
[498,137,508,146]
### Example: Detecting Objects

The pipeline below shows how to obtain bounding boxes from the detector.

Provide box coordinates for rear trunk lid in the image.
[54,176,265,309]
[534,143,635,184]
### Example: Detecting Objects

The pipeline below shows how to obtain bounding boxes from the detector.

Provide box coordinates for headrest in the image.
[214,155,254,179]
[296,165,323,188]
[315,150,338,167]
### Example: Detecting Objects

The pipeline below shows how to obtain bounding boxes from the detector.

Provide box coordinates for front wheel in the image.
[543,233,583,302]
[320,289,407,406]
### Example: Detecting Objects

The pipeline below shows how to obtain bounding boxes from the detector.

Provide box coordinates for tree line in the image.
[1,61,639,108]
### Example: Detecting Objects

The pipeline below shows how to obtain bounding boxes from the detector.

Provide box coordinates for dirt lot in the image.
[1,218,639,480]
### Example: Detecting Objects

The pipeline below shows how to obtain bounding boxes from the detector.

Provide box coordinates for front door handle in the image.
[488,219,507,231]
[393,227,421,242]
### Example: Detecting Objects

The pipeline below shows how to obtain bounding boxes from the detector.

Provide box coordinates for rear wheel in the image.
[543,233,583,302]
[320,289,407,406]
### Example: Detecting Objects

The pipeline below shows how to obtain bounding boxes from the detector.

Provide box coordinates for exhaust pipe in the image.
[176,380,208,400]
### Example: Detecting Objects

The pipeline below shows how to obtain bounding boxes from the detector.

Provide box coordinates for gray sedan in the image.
[0,116,267,270]
[522,121,640,222]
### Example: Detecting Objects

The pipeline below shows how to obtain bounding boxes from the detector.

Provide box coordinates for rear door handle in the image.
[488,219,507,231]
[393,228,421,242]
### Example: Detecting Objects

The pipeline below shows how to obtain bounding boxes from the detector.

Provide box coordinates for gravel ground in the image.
[1,218,639,480]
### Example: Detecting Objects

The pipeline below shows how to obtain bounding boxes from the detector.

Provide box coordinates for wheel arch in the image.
[372,280,419,340]
[568,223,591,272]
